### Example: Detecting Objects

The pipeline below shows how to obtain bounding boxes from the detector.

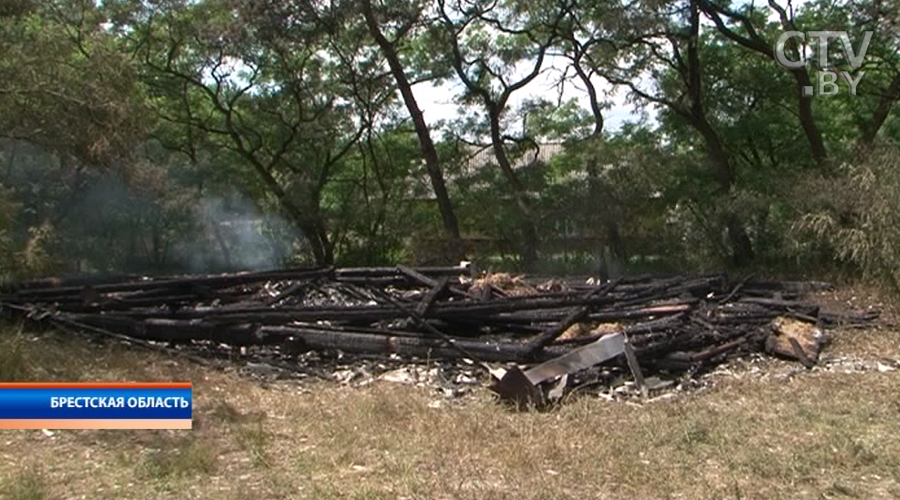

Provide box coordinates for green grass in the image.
[138,438,218,481]
[0,466,54,500]
[0,323,29,381]
[234,419,273,469]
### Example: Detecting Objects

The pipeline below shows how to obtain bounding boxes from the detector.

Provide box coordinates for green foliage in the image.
[793,144,900,290]
[0,0,897,279]
[0,1,147,166]
[518,98,594,142]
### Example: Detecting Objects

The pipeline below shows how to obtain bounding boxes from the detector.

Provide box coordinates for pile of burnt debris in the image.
[0,264,879,405]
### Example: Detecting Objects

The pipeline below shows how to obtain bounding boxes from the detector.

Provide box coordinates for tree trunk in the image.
[860,73,900,147]
[606,222,625,262]
[725,214,754,266]
[692,113,755,266]
[237,155,334,266]
[314,217,334,266]
[572,49,604,137]
[297,217,333,268]
[687,0,754,265]
[362,1,463,259]
[792,69,828,164]
[487,107,540,269]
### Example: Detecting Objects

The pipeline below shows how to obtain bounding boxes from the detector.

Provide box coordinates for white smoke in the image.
[187,193,300,273]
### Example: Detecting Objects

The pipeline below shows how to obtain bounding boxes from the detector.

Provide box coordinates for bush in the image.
[793,143,900,290]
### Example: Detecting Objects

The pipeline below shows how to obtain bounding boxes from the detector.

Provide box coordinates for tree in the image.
[114,0,370,265]
[698,0,900,161]
[0,1,146,167]
[590,0,755,264]
[435,0,567,269]
[360,0,463,255]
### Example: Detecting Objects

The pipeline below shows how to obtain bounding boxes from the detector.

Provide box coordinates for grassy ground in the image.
[1,288,899,500]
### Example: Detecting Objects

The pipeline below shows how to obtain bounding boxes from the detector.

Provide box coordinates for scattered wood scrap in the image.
[0,266,878,404]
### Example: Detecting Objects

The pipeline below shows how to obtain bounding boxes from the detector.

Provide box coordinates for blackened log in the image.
[267,326,568,362]
[737,297,820,316]
[61,313,269,345]
[686,336,749,362]
[132,292,680,324]
[523,308,590,357]
[334,265,468,279]
[0,273,142,293]
[416,278,449,315]
[397,265,439,288]
[45,316,214,366]
[522,278,625,356]
[367,286,488,362]
[3,268,332,301]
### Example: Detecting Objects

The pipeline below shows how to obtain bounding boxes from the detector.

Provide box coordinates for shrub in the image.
[793,143,900,290]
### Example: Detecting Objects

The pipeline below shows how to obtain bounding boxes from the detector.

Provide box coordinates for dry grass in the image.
[1,293,900,500]
[0,465,56,500]
[803,285,900,360]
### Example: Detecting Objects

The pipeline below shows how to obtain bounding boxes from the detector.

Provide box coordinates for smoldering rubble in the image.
[0,264,878,406]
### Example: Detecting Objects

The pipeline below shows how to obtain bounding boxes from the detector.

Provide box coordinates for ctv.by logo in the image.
[774,31,873,97]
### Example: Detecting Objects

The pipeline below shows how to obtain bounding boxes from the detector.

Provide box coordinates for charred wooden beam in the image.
[0,268,876,381]
[267,326,568,362]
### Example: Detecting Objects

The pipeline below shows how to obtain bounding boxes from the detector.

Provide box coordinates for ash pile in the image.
[0,264,878,406]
